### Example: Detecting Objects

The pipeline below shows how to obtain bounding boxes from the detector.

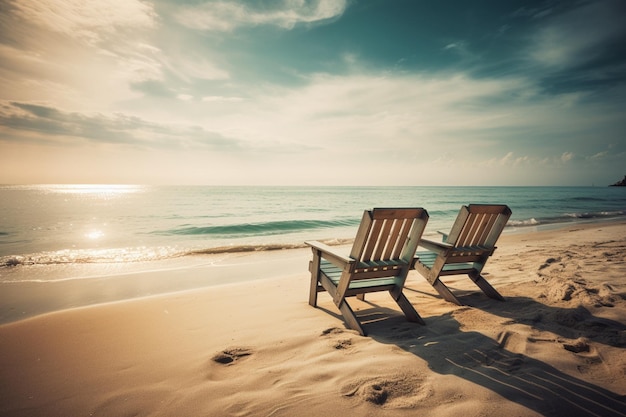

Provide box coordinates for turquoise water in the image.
[1,185,625,268]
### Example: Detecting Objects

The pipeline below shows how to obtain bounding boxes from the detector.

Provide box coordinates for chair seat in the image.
[415,251,475,272]
[320,260,403,289]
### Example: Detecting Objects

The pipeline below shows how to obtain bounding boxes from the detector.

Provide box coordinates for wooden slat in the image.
[356,259,398,269]
[446,254,484,263]
[439,266,475,275]
[350,210,373,261]
[474,213,492,245]
[416,258,475,273]
[383,218,404,260]
[485,214,509,247]
[402,211,428,262]
[321,261,403,287]
[416,251,437,262]
[461,213,482,246]
[362,217,384,262]
[446,205,471,244]
[395,218,414,259]
[344,284,397,297]
[456,216,474,247]
[351,269,404,280]
[373,219,394,260]
[475,213,498,245]
[467,204,510,215]
[305,240,353,265]
[371,207,422,220]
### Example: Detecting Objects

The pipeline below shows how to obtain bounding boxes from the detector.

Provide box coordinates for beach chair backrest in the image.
[350,208,428,265]
[446,204,512,248]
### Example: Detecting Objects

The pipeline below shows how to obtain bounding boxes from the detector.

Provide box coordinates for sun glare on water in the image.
[85,230,104,240]
[46,184,144,195]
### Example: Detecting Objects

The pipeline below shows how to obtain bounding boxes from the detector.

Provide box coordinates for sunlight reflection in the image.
[45,184,144,195]
[85,230,104,240]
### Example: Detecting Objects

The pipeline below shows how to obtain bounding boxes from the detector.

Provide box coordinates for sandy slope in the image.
[0,222,625,416]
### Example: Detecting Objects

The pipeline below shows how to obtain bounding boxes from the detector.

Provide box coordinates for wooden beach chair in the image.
[306,208,429,336]
[414,204,512,306]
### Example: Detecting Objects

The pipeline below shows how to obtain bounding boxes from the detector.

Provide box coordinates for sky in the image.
[0,0,625,186]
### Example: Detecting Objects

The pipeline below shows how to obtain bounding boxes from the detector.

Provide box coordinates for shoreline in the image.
[0,219,625,416]
[0,247,311,325]
[1,218,625,325]
[2,213,625,269]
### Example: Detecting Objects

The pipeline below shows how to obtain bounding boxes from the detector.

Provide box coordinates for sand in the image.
[0,221,625,416]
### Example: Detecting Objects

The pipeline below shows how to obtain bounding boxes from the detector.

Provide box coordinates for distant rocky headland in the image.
[610,175,626,186]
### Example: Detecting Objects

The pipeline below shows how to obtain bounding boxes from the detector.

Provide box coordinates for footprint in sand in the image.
[341,373,431,408]
[211,347,253,365]
[321,327,358,350]
[497,330,528,354]
[332,338,353,350]
[321,327,345,335]
[561,338,605,373]
[562,337,591,353]
[538,257,560,271]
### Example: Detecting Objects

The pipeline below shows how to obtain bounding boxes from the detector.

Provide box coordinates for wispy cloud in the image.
[11,0,157,45]
[442,41,480,64]
[1,1,624,185]
[529,0,626,70]
[175,0,349,32]
[560,152,575,163]
[0,101,240,150]
[1,0,164,109]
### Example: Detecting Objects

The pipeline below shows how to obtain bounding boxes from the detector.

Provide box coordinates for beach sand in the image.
[0,222,625,416]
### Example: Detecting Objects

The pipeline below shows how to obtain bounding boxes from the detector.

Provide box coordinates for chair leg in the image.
[309,277,320,307]
[338,301,366,336]
[393,291,425,325]
[432,279,463,306]
[308,256,321,307]
[470,272,505,301]
[308,272,318,307]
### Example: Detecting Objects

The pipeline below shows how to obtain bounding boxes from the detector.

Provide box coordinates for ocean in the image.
[1,185,625,273]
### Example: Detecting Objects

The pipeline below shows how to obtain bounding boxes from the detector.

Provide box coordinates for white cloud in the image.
[202,96,244,103]
[12,0,157,45]
[175,0,349,32]
[163,56,230,82]
[442,41,478,62]
[1,0,164,110]
[489,152,530,167]
[499,152,514,165]
[530,0,626,69]
[560,152,575,162]
[240,72,532,153]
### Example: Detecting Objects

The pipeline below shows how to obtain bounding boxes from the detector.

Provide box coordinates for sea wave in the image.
[507,210,625,228]
[152,218,360,237]
[565,210,626,219]
[0,238,355,268]
[507,218,540,227]
[0,247,186,267]
[565,196,610,202]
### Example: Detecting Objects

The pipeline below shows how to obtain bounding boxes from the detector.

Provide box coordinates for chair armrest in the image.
[305,240,354,268]
[418,238,453,254]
